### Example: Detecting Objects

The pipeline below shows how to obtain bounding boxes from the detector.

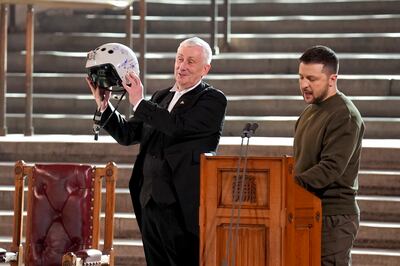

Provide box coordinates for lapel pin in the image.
[180,101,185,104]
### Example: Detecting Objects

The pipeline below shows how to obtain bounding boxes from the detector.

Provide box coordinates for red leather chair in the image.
[0,160,118,266]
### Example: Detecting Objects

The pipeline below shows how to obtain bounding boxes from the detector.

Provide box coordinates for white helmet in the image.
[85,43,140,91]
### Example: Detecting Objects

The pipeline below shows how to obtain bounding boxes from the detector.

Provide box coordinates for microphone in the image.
[248,123,259,137]
[241,122,259,138]
[241,123,251,138]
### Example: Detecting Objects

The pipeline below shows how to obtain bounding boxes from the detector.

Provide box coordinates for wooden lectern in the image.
[199,154,321,266]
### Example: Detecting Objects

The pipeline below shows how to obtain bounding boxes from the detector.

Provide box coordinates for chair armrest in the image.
[0,248,17,263]
[62,249,111,266]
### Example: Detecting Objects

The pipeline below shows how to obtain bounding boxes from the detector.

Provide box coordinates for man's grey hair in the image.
[179,37,213,64]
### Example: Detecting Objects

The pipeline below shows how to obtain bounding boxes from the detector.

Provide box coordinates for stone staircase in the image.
[1,0,400,265]
[0,137,400,265]
[5,5,400,138]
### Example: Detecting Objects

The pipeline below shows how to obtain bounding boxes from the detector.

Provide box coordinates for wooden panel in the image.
[285,156,321,266]
[294,185,321,266]
[217,223,267,266]
[200,155,285,266]
[218,168,270,209]
[294,227,311,266]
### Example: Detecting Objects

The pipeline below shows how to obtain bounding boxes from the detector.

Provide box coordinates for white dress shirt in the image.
[133,80,202,112]
[167,80,201,112]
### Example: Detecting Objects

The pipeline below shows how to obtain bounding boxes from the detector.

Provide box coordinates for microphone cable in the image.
[222,122,259,266]
[222,123,251,266]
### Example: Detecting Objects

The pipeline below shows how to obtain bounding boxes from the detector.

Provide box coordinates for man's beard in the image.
[310,87,329,104]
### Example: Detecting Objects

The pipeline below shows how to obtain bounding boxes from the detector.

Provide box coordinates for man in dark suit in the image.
[87,37,227,266]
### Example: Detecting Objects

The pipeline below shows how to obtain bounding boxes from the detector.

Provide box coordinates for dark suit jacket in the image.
[101,81,227,235]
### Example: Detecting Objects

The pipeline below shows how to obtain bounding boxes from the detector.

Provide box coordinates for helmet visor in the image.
[87,64,125,92]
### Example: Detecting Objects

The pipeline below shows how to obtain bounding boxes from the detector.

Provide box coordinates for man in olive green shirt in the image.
[294,45,365,266]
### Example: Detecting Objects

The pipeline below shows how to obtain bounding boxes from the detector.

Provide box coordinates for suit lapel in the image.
[171,82,205,113]
[159,91,174,109]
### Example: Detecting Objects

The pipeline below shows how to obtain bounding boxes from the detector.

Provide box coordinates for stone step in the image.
[211,138,400,172]
[355,221,400,249]
[6,93,131,116]
[0,136,399,170]
[8,94,400,117]
[1,163,399,196]
[6,73,400,97]
[77,0,400,17]
[8,32,400,53]
[4,114,400,139]
[224,33,400,53]
[0,165,399,205]
[0,135,139,164]
[0,162,398,188]
[352,248,400,266]
[1,185,399,220]
[359,170,400,196]
[1,207,400,249]
[35,13,400,34]
[0,162,134,186]
[8,52,400,75]
[227,95,400,117]
[119,0,400,17]
[358,195,400,222]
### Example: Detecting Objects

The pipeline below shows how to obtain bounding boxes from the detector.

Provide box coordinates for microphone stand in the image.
[222,123,258,266]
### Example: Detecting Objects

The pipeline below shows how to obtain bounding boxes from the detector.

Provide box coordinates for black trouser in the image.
[141,199,199,266]
[322,214,359,266]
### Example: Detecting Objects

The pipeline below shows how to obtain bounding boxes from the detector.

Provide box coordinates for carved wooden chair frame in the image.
[1,160,117,266]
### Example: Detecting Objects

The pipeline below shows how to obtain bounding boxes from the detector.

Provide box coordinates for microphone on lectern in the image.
[241,122,251,138]
[223,122,259,266]
[248,122,259,137]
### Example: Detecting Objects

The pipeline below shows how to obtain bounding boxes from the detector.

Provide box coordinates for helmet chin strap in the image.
[93,89,127,141]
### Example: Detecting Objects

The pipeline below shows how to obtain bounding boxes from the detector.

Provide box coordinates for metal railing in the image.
[211,0,231,54]
[0,0,232,136]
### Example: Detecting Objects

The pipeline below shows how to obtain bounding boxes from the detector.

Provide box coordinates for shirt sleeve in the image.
[133,98,144,112]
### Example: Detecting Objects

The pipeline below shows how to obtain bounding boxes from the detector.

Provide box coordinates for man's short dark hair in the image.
[299,45,339,75]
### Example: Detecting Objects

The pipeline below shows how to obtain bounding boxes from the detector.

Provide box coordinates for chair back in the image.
[26,164,95,265]
[11,161,117,266]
